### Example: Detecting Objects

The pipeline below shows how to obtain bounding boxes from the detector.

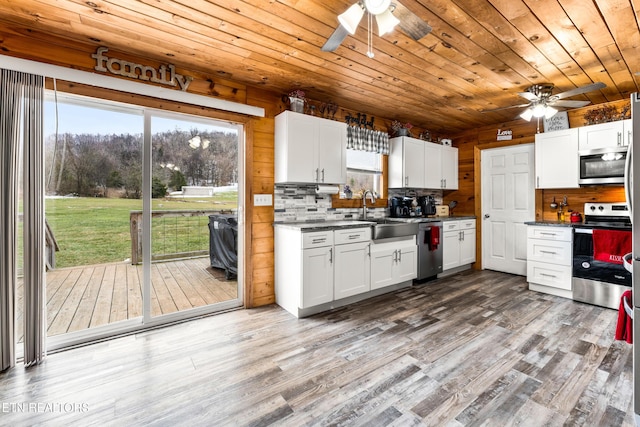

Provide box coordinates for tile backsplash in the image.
[274,184,443,222]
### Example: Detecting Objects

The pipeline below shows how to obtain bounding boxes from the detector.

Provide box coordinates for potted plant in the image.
[390,120,413,137]
[343,184,353,199]
[286,89,306,113]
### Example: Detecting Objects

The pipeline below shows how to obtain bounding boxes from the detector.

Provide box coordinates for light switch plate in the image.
[254,194,272,206]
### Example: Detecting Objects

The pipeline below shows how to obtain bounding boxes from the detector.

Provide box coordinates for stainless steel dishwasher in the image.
[416,221,443,281]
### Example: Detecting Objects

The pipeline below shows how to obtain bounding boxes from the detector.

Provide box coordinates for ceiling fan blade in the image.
[321,25,350,52]
[549,99,591,108]
[554,82,606,99]
[392,2,432,41]
[517,92,539,101]
[482,103,531,113]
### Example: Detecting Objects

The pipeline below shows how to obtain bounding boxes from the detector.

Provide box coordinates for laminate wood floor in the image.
[1,270,633,426]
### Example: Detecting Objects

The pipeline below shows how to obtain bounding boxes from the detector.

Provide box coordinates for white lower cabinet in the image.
[526,225,573,298]
[442,219,476,272]
[275,226,417,317]
[370,236,417,290]
[302,245,334,308]
[334,227,372,300]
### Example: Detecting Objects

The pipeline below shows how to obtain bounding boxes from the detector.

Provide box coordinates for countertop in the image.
[273,216,477,231]
[525,220,632,230]
[273,220,377,231]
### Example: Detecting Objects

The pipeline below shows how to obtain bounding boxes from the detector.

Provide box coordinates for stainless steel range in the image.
[572,202,632,309]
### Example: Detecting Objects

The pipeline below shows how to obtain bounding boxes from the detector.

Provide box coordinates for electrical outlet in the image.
[254,194,272,206]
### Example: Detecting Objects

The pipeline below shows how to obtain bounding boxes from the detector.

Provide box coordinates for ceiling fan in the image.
[484,82,606,121]
[321,0,432,57]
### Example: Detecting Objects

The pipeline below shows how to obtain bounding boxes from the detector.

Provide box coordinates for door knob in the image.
[484,214,490,219]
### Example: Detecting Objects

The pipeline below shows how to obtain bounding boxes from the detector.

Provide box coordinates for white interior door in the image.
[481,144,535,275]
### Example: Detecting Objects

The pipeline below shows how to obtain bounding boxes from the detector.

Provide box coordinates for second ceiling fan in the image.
[322,0,432,56]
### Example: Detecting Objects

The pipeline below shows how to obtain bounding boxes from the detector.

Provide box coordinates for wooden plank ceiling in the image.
[0,0,639,134]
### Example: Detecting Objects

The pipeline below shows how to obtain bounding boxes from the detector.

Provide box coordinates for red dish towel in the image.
[592,229,632,264]
[427,226,440,251]
[615,290,633,344]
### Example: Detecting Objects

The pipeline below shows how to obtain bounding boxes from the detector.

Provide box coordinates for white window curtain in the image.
[346,125,390,155]
[0,69,46,371]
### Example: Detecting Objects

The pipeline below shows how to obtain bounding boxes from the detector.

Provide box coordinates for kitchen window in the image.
[345,149,383,198]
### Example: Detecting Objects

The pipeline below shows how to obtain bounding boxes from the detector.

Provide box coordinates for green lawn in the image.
[46,194,238,268]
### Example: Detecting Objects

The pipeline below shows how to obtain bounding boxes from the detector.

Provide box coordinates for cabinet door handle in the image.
[315,168,319,182]
[321,168,325,182]
[405,176,408,186]
[540,273,557,278]
[537,176,539,187]
[311,238,326,244]
[393,249,398,263]
[398,250,402,262]
[539,232,556,236]
[329,248,333,263]
[539,250,557,255]
[618,132,622,146]
[367,244,371,257]
[444,179,446,188]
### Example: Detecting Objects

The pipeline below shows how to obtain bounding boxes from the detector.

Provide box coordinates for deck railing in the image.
[129,209,235,264]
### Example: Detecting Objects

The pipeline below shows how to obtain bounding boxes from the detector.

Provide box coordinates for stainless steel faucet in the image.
[362,190,376,219]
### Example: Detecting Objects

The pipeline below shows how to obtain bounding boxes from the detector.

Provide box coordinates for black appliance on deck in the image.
[208,214,238,279]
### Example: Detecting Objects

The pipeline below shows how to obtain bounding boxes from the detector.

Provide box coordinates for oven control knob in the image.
[598,205,604,211]
[589,206,596,211]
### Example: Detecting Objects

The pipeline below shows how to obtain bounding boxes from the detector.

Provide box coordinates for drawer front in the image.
[443,221,460,232]
[527,261,572,290]
[334,227,371,245]
[527,226,572,241]
[459,219,476,230]
[527,239,572,265]
[302,231,334,248]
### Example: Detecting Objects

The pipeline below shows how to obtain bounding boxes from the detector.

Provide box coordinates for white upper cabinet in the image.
[275,110,347,184]
[535,128,579,189]
[389,136,458,189]
[441,145,459,190]
[578,119,631,150]
[388,136,425,188]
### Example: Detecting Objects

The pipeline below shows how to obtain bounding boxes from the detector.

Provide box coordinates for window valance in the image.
[346,125,390,155]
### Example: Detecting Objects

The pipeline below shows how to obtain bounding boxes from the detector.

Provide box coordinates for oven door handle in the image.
[574,228,593,234]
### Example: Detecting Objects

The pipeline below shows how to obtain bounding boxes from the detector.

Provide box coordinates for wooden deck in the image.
[17,257,238,340]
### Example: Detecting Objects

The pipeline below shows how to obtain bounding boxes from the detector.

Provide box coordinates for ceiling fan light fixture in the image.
[364,0,391,15]
[544,106,558,119]
[520,108,534,121]
[375,8,400,36]
[532,103,546,118]
[338,3,365,34]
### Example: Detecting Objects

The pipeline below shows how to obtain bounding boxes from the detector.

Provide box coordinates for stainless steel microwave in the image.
[578,146,628,185]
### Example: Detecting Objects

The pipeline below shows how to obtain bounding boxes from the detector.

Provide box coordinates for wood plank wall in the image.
[449,99,630,268]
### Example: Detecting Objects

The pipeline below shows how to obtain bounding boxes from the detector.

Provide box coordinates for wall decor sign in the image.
[496,128,513,141]
[91,47,193,91]
[543,111,569,132]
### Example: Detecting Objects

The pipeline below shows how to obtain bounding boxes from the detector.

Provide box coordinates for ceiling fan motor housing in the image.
[528,83,555,99]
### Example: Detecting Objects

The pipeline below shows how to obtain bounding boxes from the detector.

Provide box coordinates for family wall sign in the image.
[91,47,193,91]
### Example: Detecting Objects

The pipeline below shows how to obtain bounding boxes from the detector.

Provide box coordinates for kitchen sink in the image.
[360,219,419,240]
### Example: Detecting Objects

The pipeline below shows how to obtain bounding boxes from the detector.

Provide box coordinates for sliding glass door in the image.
[147,113,241,321]
[41,92,242,348]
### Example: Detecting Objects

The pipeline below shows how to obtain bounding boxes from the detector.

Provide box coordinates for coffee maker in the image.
[390,196,412,218]
[418,195,437,217]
